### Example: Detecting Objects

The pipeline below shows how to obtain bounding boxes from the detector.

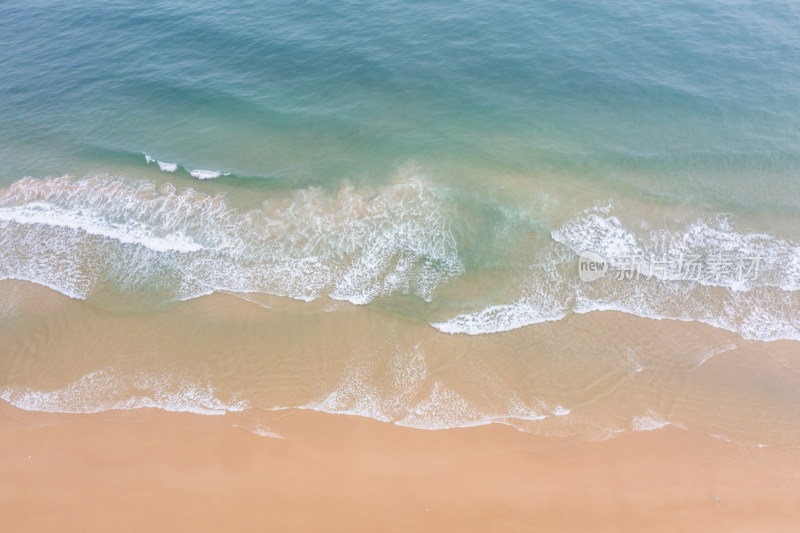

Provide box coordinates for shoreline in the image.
[2,405,799,532]
[3,279,800,531]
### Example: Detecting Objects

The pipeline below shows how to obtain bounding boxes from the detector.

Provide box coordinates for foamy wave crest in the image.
[433,303,564,335]
[0,368,248,415]
[302,345,571,430]
[435,204,800,341]
[189,169,223,180]
[0,175,463,303]
[433,246,571,335]
[553,203,800,291]
[144,154,229,178]
[144,154,176,172]
[0,202,202,253]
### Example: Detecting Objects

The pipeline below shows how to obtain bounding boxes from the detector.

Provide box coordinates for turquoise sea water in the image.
[2,0,800,339]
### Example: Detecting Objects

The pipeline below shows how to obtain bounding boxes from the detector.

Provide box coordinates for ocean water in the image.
[2,1,800,438]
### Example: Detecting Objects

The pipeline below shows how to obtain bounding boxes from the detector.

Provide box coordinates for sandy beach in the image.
[2,278,800,530]
[2,405,799,532]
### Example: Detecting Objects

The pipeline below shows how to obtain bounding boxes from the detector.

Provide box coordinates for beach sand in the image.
[1,405,799,533]
[2,280,800,531]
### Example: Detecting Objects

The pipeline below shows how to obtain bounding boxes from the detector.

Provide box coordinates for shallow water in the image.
[1,1,800,440]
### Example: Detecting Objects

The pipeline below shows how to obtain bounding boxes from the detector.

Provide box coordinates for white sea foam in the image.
[189,169,222,180]
[553,204,800,291]
[553,405,570,416]
[392,343,427,397]
[433,253,570,335]
[301,345,573,431]
[622,348,644,374]
[0,202,203,253]
[231,424,285,439]
[249,428,285,438]
[504,395,549,422]
[631,410,670,431]
[395,382,484,429]
[302,345,428,422]
[552,202,641,261]
[436,203,800,342]
[697,343,737,366]
[0,344,577,433]
[433,301,566,335]
[144,154,224,179]
[709,433,768,448]
[0,368,248,415]
[302,362,395,422]
[0,175,463,304]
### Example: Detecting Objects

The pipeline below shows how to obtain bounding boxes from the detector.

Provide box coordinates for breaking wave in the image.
[0,368,247,415]
[145,154,226,179]
[435,203,800,341]
[2,173,800,343]
[0,175,464,304]
[301,345,570,431]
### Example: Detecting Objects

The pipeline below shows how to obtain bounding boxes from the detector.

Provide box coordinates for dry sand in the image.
[1,405,799,533]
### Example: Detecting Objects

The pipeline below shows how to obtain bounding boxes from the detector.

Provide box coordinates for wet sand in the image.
[2,280,800,531]
[1,405,799,533]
